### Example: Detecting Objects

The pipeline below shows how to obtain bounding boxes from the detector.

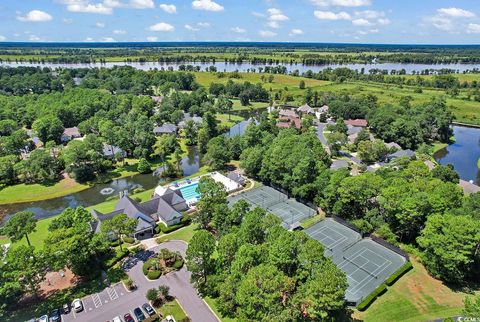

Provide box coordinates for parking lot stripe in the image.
[107,286,119,301]
[92,293,102,308]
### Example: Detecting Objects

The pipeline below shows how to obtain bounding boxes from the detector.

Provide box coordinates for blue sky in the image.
[0,0,479,44]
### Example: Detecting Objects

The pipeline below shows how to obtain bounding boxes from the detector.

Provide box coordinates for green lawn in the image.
[157,299,188,321]
[300,214,325,229]
[204,297,238,322]
[216,113,244,127]
[0,216,56,249]
[0,177,89,205]
[354,259,471,322]
[156,224,197,243]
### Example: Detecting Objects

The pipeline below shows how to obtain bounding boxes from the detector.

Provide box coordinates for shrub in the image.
[157,222,185,234]
[123,236,135,244]
[104,249,129,269]
[357,283,387,311]
[143,262,152,275]
[124,278,135,290]
[385,262,413,286]
[137,158,152,174]
[173,259,184,269]
[147,270,162,280]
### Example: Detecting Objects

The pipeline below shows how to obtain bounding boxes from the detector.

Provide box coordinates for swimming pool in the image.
[178,182,200,201]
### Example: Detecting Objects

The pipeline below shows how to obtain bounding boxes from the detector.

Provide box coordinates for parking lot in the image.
[62,283,130,321]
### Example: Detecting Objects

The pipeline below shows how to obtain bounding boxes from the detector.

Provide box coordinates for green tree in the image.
[32,115,64,143]
[236,264,293,321]
[101,214,138,250]
[183,120,198,146]
[204,135,231,170]
[1,211,37,246]
[137,158,152,174]
[299,80,306,89]
[431,164,460,183]
[216,94,233,120]
[194,176,228,229]
[4,245,47,298]
[186,230,216,289]
[0,155,17,186]
[417,213,480,283]
[239,146,264,177]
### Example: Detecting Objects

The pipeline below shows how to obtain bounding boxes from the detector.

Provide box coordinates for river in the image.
[1,147,200,221]
[1,61,479,74]
[434,125,480,184]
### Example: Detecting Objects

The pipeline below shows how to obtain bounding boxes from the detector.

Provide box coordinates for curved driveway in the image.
[66,241,218,322]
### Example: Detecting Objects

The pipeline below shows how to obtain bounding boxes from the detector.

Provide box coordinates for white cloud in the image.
[427,16,454,31]
[311,0,371,7]
[197,22,210,27]
[85,37,95,42]
[63,18,74,24]
[17,10,53,22]
[267,21,280,28]
[231,27,246,33]
[259,30,277,37]
[147,36,158,41]
[0,35,6,41]
[289,28,304,36]
[377,18,390,25]
[251,11,265,18]
[192,0,224,12]
[159,3,176,13]
[185,24,199,31]
[66,3,113,15]
[113,29,126,34]
[352,18,371,26]
[96,22,105,28]
[314,10,351,20]
[100,37,115,42]
[437,7,475,18]
[369,28,379,33]
[103,0,154,9]
[268,8,289,21]
[147,22,175,31]
[467,23,480,33]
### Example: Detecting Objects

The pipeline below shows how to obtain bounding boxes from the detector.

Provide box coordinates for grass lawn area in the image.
[156,224,197,243]
[204,297,237,322]
[300,213,325,229]
[0,177,89,205]
[353,258,472,322]
[217,113,244,127]
[157,299,188,321]
[0,216,57,250]
[231,99,267,111]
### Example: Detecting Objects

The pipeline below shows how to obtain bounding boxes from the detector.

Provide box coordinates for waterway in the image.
[434,125,480,184]
[1,147,200,221]
[1,61,479,74]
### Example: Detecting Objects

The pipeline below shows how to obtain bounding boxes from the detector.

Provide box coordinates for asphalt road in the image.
[62,241,219,322]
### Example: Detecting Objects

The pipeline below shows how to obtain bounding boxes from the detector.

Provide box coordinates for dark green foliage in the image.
[137,158,152,174]
[357,283,387,311]
[385,262,413,286]
[431,164,460,183]
[147,271,162,280]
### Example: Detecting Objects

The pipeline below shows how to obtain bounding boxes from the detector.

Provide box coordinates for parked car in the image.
[72,299,83,312]
[133,307,146,321]
[49,309,61,322]
[123,313,135,322]
[142,303,155,316]
[112,317,123,322]
[165,315,176,322]
[63,303,70,314]
[38,315,49,322]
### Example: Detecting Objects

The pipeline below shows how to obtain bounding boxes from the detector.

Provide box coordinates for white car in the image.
[38,315,48,322]
[165,315,176,322]
[112,317,123,322]
[72,299,83,312]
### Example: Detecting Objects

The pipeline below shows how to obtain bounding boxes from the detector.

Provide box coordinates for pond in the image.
[1,61,479,74]
[1,146,201,221]
[434,125,480,184]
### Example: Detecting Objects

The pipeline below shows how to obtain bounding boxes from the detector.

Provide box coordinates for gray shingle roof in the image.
[153,123,177,134]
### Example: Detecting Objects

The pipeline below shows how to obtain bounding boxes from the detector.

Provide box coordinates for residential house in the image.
[384,142,402,151]
[344,119,368,127]
[90,188,188,239]
[387,149,415,162]
[297,104,315,115]
[279,109,299,119]
[277,117,301,129]
[330,160,349,170]
[61,127,82,143]
[227,172,246,186]
[102,144,126,159]
[178,112,203,129]
[153,123,178,136]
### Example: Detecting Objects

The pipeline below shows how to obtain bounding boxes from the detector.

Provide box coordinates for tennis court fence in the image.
[331,215,363,235]
[369,235,410,261]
